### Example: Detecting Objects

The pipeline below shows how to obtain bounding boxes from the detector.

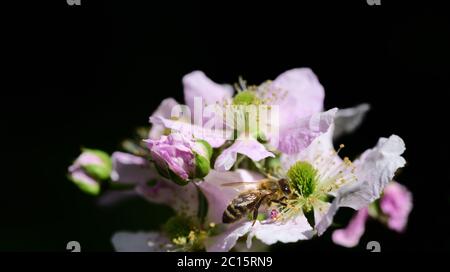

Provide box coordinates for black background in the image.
[2,1,449,252]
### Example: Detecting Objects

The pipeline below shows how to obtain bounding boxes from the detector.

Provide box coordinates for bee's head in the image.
[278,179,291,195]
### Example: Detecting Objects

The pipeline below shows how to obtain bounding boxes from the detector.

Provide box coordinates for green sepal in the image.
[154,163,190,186]
[80,148,112,180]
[68,174,101,196]
[195,140,213,160]
[194,152,211,179]
[368,200,382,219]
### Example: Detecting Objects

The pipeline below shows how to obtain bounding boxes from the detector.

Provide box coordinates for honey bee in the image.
[222,178,292,225]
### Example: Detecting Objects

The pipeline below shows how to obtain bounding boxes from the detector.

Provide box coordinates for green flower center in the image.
[287,161,318,197]
[233,90,260,105]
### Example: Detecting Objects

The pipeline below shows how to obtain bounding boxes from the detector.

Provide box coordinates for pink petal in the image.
[111,152,156,184]
[183,70,233,110]
[214,138,274,171]
[332,208,369,248]
[148,98,179,140]
[150,115,227,148]
[380,182,413,232]
[274,108,337,154]
[270,68,325,124]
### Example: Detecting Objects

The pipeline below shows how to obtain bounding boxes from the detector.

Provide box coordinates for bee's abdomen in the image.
[222,204,246,223]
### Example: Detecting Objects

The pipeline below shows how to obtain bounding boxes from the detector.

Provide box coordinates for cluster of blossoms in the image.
[68,68,412,251]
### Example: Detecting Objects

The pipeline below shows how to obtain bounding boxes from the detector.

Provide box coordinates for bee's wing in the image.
[231,191,261,207]
[221,179,270,188]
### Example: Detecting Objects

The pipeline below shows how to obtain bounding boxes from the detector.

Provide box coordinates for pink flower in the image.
[150,69,337,171]
[144,133,211,184]
[380,182,413,232]
[145,134,196,182]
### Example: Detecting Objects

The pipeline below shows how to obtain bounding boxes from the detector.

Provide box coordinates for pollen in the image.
[172,236,187,245]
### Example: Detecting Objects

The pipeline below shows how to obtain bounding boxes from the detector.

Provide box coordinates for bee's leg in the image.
[271,197,287,206]
[251,207,259,226]
[270,199,287,207]
[252,194,271,226]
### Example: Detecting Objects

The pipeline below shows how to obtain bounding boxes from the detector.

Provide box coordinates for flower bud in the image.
[68,148,112,195]
[145,134,212,185]
[193,140,212,179]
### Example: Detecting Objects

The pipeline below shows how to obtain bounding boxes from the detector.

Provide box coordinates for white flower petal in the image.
[248,215,314,246]
[313,201,331,227]
[205,222,252,252]
[280,122,335,174]
[316,135,406,235]
[333,103,370,139]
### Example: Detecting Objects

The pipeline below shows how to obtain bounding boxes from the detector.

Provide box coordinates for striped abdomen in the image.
[222,191,262,223]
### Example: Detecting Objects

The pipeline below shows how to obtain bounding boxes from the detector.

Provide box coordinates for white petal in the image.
[316,135,406,235]
[313,201,331,227]
[280,121,335,174]
[333,103,370,139]
[248,215,314,246]
[205,222,252,252]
